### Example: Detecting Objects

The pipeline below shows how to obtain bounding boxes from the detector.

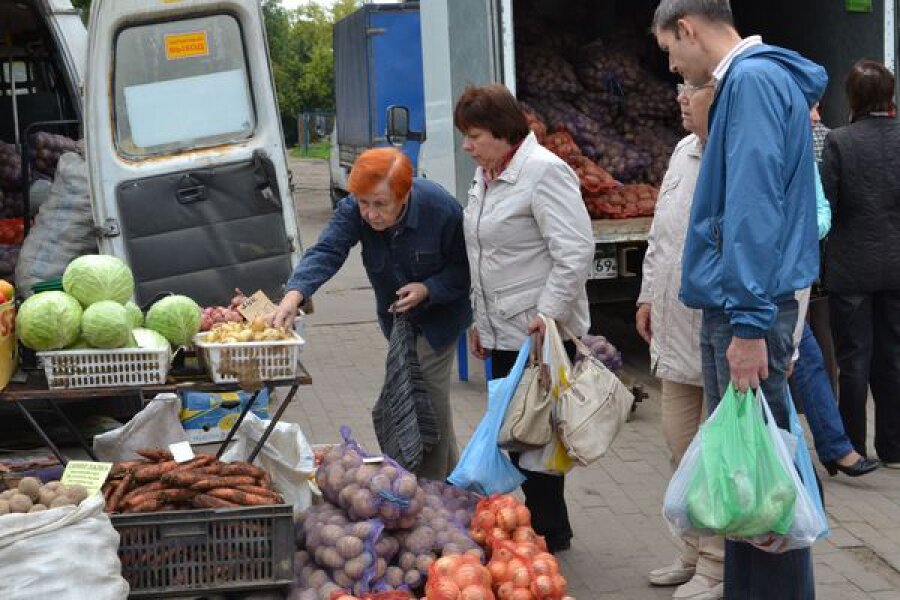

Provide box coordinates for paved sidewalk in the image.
[285,158,900,600]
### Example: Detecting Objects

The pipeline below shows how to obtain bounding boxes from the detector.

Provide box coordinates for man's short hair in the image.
[652,0,734,33]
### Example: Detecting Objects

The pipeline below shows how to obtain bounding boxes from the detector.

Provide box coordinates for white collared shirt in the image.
[712,35,763,83]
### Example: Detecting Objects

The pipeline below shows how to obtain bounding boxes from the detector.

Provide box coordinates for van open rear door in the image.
[84,0,301,306]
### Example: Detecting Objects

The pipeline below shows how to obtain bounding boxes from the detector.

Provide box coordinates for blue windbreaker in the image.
[679,45,827,338]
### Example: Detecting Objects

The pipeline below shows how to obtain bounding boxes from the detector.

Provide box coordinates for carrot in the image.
[260,471,274,490]
[190,476,257,491]
[236,485,282,501]
[108,472,134,512]
[170,454,216,473]
[123,488,198,509]
[133,460,179,482]
[206,487,273,506]
[194,464,226,476]
[121,481,167,505]
[161,470,207,487]
[130,497,166,513]
[219,461,266,479]
[137,449,173,462]
[193,494,240,509]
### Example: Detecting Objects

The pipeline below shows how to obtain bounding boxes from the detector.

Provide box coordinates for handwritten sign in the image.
[61,461,113,497]
[238,290,278,322]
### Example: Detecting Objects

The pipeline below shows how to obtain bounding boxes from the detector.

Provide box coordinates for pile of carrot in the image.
[103,449,283,513]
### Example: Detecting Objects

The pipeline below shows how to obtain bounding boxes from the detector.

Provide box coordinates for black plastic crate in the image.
[112,504,294,598]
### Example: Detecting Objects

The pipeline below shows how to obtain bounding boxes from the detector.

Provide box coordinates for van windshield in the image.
[113,15,255,158]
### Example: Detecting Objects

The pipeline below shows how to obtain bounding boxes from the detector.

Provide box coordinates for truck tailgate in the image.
[591,217,653,244]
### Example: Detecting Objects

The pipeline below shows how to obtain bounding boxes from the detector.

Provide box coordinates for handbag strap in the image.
[556,321,594,359]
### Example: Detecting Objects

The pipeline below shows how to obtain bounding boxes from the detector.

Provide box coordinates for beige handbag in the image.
[548,320,634,466]
[498,332,554,452]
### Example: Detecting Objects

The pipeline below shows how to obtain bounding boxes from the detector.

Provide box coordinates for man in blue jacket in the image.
[653,1,826,598]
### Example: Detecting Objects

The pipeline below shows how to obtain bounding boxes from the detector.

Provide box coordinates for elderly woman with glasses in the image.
[637,79,725,600]
[271,147,472,480]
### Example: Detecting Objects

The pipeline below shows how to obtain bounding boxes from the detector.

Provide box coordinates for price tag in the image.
[169,441,196,463]
[60,461,113,497]
[238,290,278,322]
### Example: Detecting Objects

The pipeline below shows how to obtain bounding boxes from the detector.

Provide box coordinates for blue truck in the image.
[330,2,425,204]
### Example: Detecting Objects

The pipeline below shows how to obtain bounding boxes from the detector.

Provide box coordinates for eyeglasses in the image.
[677,82,715,98]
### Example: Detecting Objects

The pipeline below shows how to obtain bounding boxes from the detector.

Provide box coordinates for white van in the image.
[3,0,301,306]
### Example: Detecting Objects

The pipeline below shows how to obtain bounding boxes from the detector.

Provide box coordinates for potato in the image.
[17,477,41,502]
[0,500,9,515]
[0,490,14,500]
[43,481,62,492]
[28,504,47,513]
[38,488,57,507]
[65,484,88,504]
[49,496,75,508]
[9,493,33,513]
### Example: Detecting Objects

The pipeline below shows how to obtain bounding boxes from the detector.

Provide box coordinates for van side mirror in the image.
[386,105,424,145]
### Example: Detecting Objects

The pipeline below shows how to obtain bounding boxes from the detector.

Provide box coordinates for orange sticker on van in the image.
[165,32,209,60]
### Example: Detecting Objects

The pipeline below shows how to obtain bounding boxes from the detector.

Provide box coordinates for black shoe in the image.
[823,457,880,477]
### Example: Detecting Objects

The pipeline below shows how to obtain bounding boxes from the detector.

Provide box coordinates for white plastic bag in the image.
[0,495,129,599]
[738,390,828,553]
[518,317,575,475]
[93,394,187,462]
[220,412,315,517]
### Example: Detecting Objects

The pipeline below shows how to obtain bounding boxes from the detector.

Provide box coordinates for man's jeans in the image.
[701,300,815,600]
[792,322,854,464]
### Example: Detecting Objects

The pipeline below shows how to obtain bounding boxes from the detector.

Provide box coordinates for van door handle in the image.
[176,185,208,204]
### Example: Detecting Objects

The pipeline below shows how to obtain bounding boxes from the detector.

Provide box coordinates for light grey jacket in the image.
[638,134,703,386]
[464,132,594,350]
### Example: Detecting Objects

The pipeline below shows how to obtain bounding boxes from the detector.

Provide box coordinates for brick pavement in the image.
[285,158,900,599]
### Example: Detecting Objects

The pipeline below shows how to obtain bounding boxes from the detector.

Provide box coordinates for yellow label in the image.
[165,31,209,60]
[61,460,113,497]
[238,290,278,322]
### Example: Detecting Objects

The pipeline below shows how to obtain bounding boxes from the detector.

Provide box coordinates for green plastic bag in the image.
[687,385,796,537]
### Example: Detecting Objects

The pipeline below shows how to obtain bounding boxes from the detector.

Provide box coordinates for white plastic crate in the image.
[193,331,305,384]
[38,347,171,389]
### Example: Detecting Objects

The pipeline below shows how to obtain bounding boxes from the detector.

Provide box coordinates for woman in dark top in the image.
[821,59,900,468]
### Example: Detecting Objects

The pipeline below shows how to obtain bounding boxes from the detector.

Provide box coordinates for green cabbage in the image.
[132,327,171,352]
[16,291,82,351]
[81,300,130,349]
[125,301,144,328]
[145,295,202,347]
[62,254,134,307]
[66,337,93,349]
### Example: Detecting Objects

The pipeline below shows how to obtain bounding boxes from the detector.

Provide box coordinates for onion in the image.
[428,579,461,600]
[496,582,516,600]
[532,575,554,598]
[514,505,531,528]
[460,585,492,600]
[433,555,461,577]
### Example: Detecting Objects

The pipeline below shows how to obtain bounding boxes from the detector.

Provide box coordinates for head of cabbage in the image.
[132,328,173,360]
[145,295,202,347]
[63,255,134,307]
[16,291,82,351]
[125,301,144,328]
[81,300,131,349]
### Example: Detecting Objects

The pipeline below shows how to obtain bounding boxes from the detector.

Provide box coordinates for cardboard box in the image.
[179,389,269,444]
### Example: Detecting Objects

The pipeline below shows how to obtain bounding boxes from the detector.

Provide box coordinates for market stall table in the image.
[0,364,312,466]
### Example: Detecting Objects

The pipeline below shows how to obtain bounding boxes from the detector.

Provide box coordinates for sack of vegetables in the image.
[316,427,425,530]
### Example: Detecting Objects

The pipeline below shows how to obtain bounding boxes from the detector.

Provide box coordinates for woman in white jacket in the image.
[454,84,594,553]
[636,81,725,600]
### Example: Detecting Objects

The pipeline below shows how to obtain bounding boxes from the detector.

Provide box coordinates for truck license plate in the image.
[591,245,618,280]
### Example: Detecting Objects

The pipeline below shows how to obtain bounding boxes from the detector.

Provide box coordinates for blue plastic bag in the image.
[448,339,528,495]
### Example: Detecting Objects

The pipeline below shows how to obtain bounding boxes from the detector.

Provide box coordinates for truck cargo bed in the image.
[591,217,653,244]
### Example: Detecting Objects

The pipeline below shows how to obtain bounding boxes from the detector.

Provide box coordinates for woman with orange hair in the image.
[271,147,472,479]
